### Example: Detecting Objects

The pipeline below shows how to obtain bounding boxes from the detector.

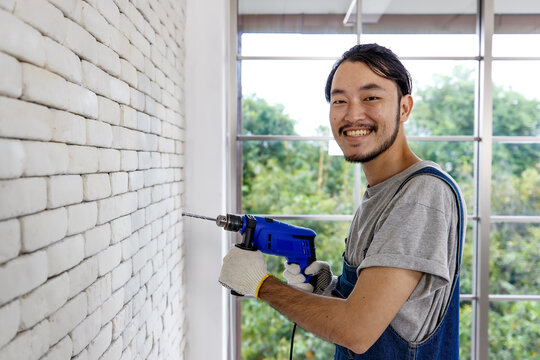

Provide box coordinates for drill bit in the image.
[182,212,217,222]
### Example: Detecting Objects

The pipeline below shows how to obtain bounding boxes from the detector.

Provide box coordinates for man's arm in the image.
[259,266,422,354]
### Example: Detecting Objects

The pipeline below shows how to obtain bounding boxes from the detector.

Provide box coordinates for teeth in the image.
[345,129,370,136]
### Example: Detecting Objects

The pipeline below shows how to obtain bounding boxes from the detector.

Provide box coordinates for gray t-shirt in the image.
[345,160,466,342]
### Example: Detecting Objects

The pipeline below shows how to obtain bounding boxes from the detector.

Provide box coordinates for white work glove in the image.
[219,246,272,298]
[283,260,336,295]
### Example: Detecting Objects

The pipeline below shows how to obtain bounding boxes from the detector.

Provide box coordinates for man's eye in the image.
[365,96,379,101]
[333,100,345,104]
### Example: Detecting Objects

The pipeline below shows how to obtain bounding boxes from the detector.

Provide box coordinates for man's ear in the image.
[399,94,413,123]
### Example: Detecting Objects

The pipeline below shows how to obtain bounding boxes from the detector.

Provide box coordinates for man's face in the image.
[329,61,406,163]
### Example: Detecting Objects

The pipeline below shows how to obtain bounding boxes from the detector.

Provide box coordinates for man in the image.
[219,43,466,359]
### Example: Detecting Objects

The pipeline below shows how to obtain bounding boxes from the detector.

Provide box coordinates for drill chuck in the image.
[216,214,244,232]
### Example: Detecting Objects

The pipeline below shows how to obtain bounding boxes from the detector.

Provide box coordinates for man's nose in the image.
[344,101,366,122]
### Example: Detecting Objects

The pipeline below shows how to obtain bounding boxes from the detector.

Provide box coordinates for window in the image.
[231,0,540,358]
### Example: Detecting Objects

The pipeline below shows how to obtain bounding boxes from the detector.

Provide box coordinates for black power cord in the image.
[290,322,297,360]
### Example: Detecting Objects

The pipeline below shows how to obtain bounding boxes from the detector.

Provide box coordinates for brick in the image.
[0,178,46,220]
[81,2,110,45]
[97,41,121,77]
[96,0,119,28]
[86,273,111,313]
[100,337,122,360]
[120,233,139,261]
[109,77,130,105]
[50,109,87,145]
[73,349,88,360]
[0,319,49,360]
[87,322,112,360]
[0,51,22,98]
[98,148,121,173]
[15,0,66,43]
[0,251,47,305]
[71,307,102,355]
[119,105,137,129]
[41,335,72,360]
[67,256,98,298]
[129,87,145,111]
[67,202,98,235]
[97,96,120,125]
[48,292,87,346]
[22,141,69,176]
[48,175,83,209]
[82,60,109,98]
[44,36,82,85]
[119,59,137,87]
[0,219,20,264]
[110,215,131,244]
[49,0,83,23]
[109,26,130,61]
[145,96,157,117]
[101,287,123,325]
[110,172,128,196]
[84,223,111,257]
[82,173,111,201]
[123,273,139,303]
[0,97,52,141]
[68,145,99,174]
[98,243,121,276]
[137,187,151,208]
[120,150,138,171]
[20,207,67,252]
[46,234,84,277]
[19,273,69,330]
[0,9,45,66]
[129,171,145,191]
[0,0,14,11]
[67,82,98,119]
[130,209,145,232]
[21,63,68,110]
[0,300,20,348]
[111,259,131,291]
[97,192,138,224]
[137,111,151,132]
[0,139,24,179]
[151,116,161,136]
[64,18,97,63]
[86,119,113,147]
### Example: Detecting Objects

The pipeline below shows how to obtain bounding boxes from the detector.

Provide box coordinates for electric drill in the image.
[183,212,317,284]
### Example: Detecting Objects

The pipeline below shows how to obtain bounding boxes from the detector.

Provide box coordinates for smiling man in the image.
[219,44,466,359]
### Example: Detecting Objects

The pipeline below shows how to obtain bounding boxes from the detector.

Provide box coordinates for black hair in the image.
[324,43,412,102]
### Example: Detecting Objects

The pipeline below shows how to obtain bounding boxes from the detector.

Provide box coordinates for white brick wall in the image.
[0,0,186,359]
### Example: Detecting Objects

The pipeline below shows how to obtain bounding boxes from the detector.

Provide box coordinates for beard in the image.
[343,109,401,164]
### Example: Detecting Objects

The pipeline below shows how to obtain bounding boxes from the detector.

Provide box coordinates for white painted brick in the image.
[119,59,137,88]
[20,207,67,252]
[0,139,24,179]
[0,319,49,360]
[0,300,20,348]
[120,150,138,171]
[22,141,69,177]
[123,273,139,303]
[95,0,119,27]
[138,151,152,170]
[101,287,123,325]
[73,349,88,360]
[136,72,151,95]
[82,60,110,98]
[67,201,98,235]
[82,173,111,201]
[129,171,145,192]
[100,337,122,360]
[41,335,72,360]
[137,111,151,132]
[109,76,130,105]
[111,303,130,341]
[145,96,157,117]
[0,96,52,141]
[67,256,98,300]
[67,82,99,119]
[87,322,112,360]
[0,178,46,220]
[81,2,110,45]
[98,242,121,276]
[21,63,68,110]
[0,251,47,306]
[150,116,161,135]
[109,26,130,61]
[86,273,111,314]
[129,87,145,111]
[68,145,99,174]
[97,41,121,77]
[130,209,145,232]
[48,175,83,209]
[0,51,21,98]
[97,96,120,125]
[111,259,131,291]
[98,148,121,173]
[120,233,139,261]
[137,187,151,208]
[84,223,111,258]
[49,0,83,23]
[119,105,137,130]
[51,109,87,145]
[97,192,138,224]
[0,219,20,264]
[48,292,87,346]
[46,234,84,277]
[71,307,102,355]
[110,172,128,196]
[139,261,152,286]
[19,273,69,330]
[0,9,45,66]
[15,0,66,43]
[64,18,97,63]
[0,0,14,11]
[86,119,113,147]
[110,215,131,244]
[44,37,82,84]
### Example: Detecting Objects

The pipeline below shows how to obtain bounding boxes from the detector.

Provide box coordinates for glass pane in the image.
[460,223,475,295]
[490,223,540,295]
[408,141,475,214]
[492,143,540,216]
[489,301,540,359]
[493,61,540,136]
[361,0,478,57]
[405,60,477,136]
[494,0,540,57]
[242,141,357,216]
[459,301,473,360]
[241,60,335,136]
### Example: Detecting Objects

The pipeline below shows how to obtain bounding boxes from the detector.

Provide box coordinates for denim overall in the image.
[333,167,465,360]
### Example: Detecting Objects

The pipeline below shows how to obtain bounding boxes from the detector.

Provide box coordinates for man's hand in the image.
[283,261,336,295]
[219,246,271,298]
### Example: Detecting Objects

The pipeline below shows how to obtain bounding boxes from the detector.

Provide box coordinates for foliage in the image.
[240,66,540,359]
